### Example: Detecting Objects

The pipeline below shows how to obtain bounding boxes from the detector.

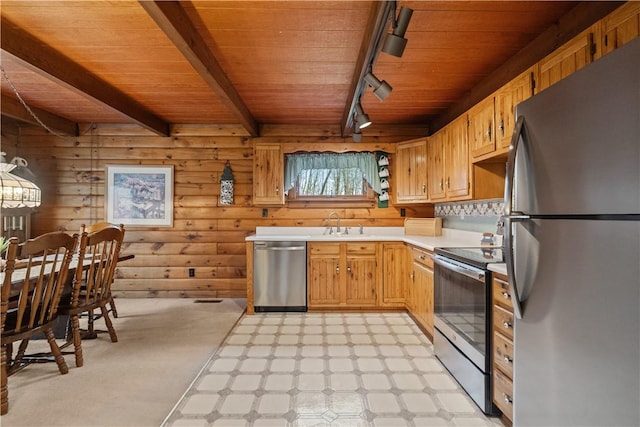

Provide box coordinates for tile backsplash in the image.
[435,198,505,234]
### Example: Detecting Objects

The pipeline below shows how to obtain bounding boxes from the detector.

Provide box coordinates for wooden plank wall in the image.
[1,124,432,298]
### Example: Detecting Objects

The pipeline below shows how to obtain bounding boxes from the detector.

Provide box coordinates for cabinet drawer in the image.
[309,243,340,256]
[411,247,434,268]
[493,331,514,379]
[493,304,514,340]
[346,242,377,255]
[493,368,513,421]
[492,275,513,310]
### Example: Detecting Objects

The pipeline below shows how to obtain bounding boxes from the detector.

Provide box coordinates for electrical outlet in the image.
[262,208,268,217]
[400,208,406,217]
[188,268,195,278]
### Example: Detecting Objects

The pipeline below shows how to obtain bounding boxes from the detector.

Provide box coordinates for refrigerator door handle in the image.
[503,215,525,319]
[504,115,525,216]
[503,115,530,319]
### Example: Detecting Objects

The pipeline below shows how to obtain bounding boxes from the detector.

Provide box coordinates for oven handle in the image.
[432,255,485,282]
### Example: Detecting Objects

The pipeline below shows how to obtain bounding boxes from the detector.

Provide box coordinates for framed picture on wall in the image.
[105,165,173,227]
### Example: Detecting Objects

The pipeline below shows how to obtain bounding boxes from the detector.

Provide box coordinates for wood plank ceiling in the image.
[0,1,618,138]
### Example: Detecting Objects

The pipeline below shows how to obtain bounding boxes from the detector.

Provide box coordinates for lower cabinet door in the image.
[308,256,341,307]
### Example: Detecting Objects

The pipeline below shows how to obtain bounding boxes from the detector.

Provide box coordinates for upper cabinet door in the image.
[446,115,471,200]
[496,67,536,152]
[537,24,600,92]
[253,143,284,205]
[427,129,446,201]
[395,138,428,204]
[468,96,496,160]
[601,2,640,56]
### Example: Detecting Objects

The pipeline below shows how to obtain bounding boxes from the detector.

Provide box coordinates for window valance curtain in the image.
[284,152,382,195]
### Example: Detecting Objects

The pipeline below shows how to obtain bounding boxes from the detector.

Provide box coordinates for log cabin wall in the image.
[3,124,432,299]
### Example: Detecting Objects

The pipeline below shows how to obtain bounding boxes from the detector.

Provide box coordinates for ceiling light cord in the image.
[1,65,67,138]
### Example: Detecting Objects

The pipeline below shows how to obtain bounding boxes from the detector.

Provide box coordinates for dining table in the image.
[1,253,135,338]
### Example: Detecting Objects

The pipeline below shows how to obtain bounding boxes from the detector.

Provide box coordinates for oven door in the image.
[433,254,489,372]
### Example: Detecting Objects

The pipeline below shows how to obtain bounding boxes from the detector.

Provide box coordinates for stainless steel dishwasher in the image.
[253,241,307,312]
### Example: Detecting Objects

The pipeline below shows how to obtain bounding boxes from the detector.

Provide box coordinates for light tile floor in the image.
[163,312,504,427]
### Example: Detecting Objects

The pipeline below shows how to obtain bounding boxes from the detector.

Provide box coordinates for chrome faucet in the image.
[327,211,341,234]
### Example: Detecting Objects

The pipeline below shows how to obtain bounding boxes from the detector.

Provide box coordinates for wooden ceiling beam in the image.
[0,18,170,137]
[430,1,625,133]
[340,1,392,137]
[140,0,259,137]
[1,95,79,136]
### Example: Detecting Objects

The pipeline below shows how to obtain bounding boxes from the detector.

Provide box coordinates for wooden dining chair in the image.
[83,222,123,319]
[1,231,78,415]
[58,224,125,367]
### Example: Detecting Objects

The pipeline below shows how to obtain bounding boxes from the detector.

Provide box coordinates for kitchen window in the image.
[284,152,382,206]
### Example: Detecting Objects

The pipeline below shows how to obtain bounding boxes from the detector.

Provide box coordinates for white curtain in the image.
[284,152,382,195]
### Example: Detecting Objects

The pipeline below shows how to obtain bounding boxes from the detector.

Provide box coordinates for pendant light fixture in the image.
[0,152,42,209]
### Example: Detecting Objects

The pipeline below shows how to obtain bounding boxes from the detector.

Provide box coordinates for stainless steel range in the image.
[432,246,503,415]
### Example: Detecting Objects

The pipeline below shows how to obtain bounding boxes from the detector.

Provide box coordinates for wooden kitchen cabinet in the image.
[468,96,496,160]
[495,67,536,153]
[253,142,285,205]
[428,115,471,202]
[395,138,428,204]
[407,245,434,338]
[537,24,600,92]
[492,272,514,422]
[307,242,378,309]
[381,242,408,307]
[600,2,640,56]
[426,129,446,201]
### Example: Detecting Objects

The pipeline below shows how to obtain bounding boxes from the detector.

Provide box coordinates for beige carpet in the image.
[1,298,246,427]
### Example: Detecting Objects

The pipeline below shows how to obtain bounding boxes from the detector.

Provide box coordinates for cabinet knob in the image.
[503,320,512,329]
[275,187,279,194]
[422,183,426,193]
[336,265,339,274]
[446,177,450,189]
[504,355,513,364]
[503,393,513,405]
[487,123,492,140]
[502,291,511,299]
[347,265,352,273]
[499,118,505,136]
[440,179,444,190]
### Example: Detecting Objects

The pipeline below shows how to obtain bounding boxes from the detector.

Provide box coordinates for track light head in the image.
[364,72,392,101]
[355,102,372,129]
[382,6,413,57]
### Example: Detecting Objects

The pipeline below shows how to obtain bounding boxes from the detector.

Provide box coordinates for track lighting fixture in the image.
[364,72,392,101]
[382,5,413,57]
[355,102,372,129]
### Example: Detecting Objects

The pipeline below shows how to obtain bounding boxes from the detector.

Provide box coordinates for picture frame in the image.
[105,165,173,227]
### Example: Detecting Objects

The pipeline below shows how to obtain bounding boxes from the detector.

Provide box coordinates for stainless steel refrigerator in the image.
[502,37,639,426]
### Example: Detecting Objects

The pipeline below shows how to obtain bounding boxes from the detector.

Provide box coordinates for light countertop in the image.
[247,226,503,253]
